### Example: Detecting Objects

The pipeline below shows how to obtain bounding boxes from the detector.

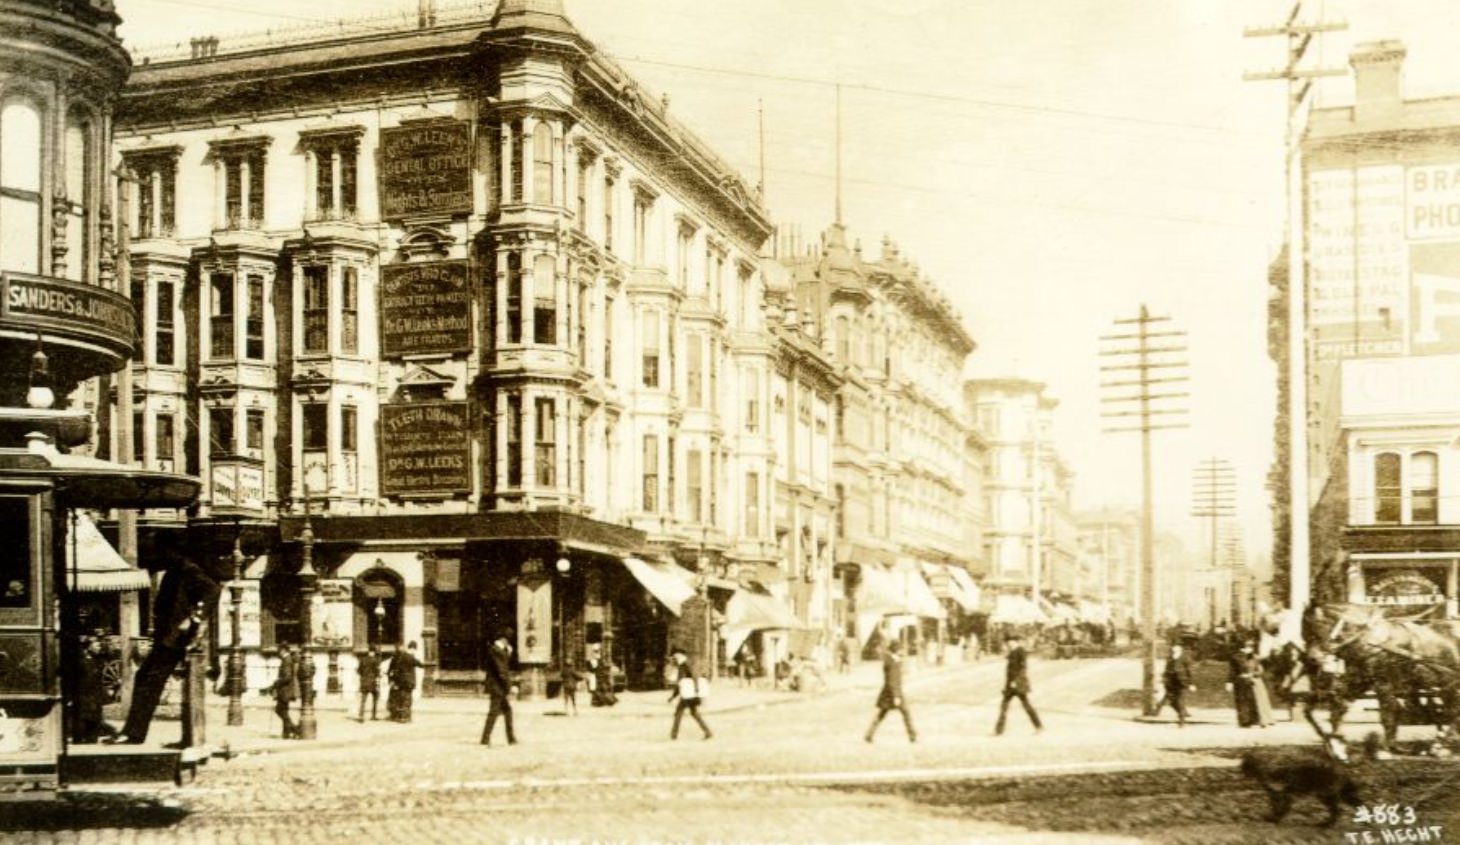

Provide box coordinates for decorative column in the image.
[227,527,246,726]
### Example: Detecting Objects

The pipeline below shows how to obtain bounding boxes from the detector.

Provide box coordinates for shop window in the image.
[1374,452,1402,524]
[535,397,556,487]
[302,265,329,353]
[1411,451,1439,525]
[533,255,556,345]
[209,272,235,359]
[208,407,234,457]
[245,274,265,360]
[0,97,43,274]
[155,280,177,366]
[532,122,553,204]
[642,434,659,512]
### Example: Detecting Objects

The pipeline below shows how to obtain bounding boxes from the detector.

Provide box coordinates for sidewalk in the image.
[199,657,941,757]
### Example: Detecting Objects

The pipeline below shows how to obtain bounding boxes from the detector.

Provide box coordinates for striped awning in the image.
[66,513,152,593]
[622,556,695,616]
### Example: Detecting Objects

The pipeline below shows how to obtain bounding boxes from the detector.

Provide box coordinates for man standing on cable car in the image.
[110,557,220,744]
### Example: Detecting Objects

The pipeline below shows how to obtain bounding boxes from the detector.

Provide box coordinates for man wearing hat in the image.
[865,638,915,743]
[994,632,1043,736]
[481,632,517,746]
[668,646,712,740]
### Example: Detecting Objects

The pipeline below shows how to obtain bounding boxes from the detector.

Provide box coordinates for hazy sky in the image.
[114,1,1460,567]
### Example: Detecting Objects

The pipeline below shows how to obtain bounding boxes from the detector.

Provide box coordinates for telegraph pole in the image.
[1191,458,1236,571]
[1243,1,1346,615]
[1100,306,1188,716]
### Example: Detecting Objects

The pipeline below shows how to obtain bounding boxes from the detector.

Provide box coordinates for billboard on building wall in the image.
[379,260,471,357]
[378,120,472,219]
[379,401,472,496]
[1308,161,1460,360]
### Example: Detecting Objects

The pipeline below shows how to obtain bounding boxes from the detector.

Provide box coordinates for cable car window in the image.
[0,497,32,609]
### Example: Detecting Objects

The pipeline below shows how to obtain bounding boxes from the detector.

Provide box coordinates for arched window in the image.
[532,122,553,204]
[1411,451,1439,525]
[353,569,403,650]
[0,96,44,274]
[63,108,92,282]
[1374,452,1402,524]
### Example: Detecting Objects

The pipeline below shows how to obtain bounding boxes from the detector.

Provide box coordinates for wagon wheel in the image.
[101,656,124,704]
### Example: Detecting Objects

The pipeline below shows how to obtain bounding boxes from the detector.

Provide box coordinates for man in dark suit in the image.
[994,632,1043,736]
[270,644,301,739]
[668,646,712,740]
[1158,643,1195,726]
[480,633,517,745]
[357,647,382,722]
[865,638,916,743]
[112,558,220,744]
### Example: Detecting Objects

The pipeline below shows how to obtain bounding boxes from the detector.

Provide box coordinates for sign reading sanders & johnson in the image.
[1,272,136,354]
[379,401,472,496]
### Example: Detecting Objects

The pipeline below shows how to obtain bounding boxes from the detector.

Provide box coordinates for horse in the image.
[1301,603,1460,756]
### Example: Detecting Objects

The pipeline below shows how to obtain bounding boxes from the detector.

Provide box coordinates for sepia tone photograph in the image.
[1,0,1459,842]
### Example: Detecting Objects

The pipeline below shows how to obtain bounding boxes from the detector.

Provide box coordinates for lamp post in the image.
[698,527,714,679]
[226,522,246,726]
[373,598,386,648]
[297,488,318,740]
[555,556,570,704]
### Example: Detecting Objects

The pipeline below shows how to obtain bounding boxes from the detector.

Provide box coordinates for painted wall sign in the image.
[378,121,472,219]
[516,575,552,665]
[1366,569,1445,606]
[379,260,471,357]
[215,581,262,649]
[313,579,354,649]
[379,401,471,496]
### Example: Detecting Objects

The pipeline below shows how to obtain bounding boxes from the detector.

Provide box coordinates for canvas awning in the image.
[921,562,980,612]
[622,556,695,616]
[990,594,1049,624]
[1078,601,1109,622]
[723,590,802,657]
[65,513,151,593]
[857,564,946,620]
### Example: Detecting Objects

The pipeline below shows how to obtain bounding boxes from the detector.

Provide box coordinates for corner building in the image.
[113,0,783,696]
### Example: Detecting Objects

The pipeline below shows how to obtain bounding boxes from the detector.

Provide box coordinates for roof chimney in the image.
[1351,40,1406,124]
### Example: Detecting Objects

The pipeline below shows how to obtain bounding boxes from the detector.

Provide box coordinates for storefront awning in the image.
[723,589,802,657]
[836,543,898,568]
[857,564,946,620]
[990,594,1049,624]
[622,556,695,616]
[0,447,201,508]
[921,562,980,612]
[65,513,152,593]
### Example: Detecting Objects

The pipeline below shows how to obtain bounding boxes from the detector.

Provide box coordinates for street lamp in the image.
[698,527,713,680]
[226,522,246,726]
[555,556,570,705]
[296,486,318,741]
[373,598,386,648]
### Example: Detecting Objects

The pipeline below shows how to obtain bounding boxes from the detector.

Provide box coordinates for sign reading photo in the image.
[378,120,472,219]
[380,260,471,357]
[380,401,471,496]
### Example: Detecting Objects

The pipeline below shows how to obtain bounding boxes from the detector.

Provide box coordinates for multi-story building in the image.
[966,378,1081,621]
[1270,40,1460,617]
[777,224,978,652]
[110,0,811,697]
[1076,508,1139,624]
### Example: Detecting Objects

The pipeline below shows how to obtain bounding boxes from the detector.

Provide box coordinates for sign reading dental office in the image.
[379,401,471,496]
[379,260,471,358]
[378,120,472,219]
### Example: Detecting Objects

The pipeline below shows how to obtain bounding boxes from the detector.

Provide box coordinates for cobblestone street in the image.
[6,658,1457,844]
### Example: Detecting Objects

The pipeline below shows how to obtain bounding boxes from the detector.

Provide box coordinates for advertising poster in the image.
[215,580,262,649]
[516,576,552,665]
[313,579,354,649]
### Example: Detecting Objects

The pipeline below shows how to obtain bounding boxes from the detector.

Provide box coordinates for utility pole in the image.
[1100,305,1188,717]
[1191,457,1236,572]
[114,165,140,714]
[1243,1,1347,615]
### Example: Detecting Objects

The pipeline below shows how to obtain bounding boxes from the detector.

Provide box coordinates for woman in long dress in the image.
[1244,644,1275,727]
